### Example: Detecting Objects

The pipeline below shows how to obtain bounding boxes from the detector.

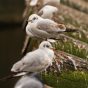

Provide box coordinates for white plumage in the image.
[14,75,43,88]
[26,14,66,39]
[38,5,58,19]
[11,41,54,73]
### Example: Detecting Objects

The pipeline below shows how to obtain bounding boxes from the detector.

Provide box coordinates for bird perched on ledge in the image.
[14,74,53,88]
[22,14,78,55]
[26,14,77,39]
[14,74,43,88]
[23,0,60,19]
[11,41,55,73]
[38,5,59,19]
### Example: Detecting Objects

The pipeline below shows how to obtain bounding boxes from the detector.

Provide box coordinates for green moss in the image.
[42,71,88,88]
[55,41,88,59]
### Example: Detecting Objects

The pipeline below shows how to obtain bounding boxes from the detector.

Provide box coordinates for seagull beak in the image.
[50,47,56,51]
[27,20,32,22]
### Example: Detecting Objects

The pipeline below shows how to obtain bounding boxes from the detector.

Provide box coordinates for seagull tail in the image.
[65,28,78,32]
[0,72,27,81]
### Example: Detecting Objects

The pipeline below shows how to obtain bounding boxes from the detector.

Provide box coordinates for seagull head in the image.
[28,14,42,23]
[39,41,53,50]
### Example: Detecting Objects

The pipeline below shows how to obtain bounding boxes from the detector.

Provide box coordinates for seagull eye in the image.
[33,17,38,20]
[46,45,50,48]
[43,44,50,48]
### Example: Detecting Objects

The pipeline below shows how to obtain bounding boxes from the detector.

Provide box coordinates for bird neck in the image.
[43,48,54,59]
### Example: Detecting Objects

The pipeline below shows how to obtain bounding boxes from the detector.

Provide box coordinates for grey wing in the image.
[11,53,38,72]
[11,50,50,72]
[17,51,49,72]
[36,19,66,33]
[11,60,26,72]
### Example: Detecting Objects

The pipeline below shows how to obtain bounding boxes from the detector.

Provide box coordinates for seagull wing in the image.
[36,19,66,33]
[21,51,51,72]
[11,49,50,72]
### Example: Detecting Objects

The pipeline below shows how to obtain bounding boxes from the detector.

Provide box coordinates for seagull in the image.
[23,5,59,54]
[38,5,58,19]
[14,74,43,88]
[22,0,60,51]
[11,41,55,73]
[14,74,53,88]
[23,0,60,19]
[26,14,77,39]
[22,14,77,55]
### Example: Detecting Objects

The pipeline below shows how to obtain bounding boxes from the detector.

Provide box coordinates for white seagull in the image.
[23,0,60,19]
[21,14,77,54]
[38,5,58,19]
[26,14,77,39]
[11,41,55,73]
[14,75,43,88]
[22,5,59,54]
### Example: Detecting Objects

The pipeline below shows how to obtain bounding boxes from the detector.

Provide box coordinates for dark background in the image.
[0,0,26,88]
